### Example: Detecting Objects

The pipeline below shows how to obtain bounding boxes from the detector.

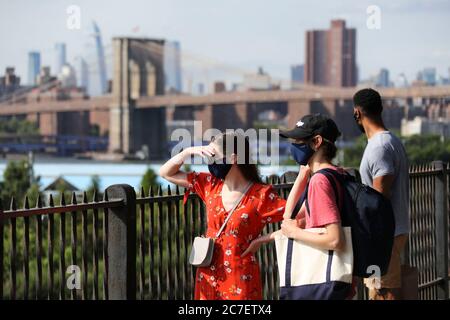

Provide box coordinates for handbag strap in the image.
[215,182,253,239]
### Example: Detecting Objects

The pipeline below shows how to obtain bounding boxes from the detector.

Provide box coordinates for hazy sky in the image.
[1,0,449,87]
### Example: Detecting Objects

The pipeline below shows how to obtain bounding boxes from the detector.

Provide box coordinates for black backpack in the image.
[294,168,395,277]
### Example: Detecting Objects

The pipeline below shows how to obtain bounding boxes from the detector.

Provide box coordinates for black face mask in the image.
[353,112,365,133]
[208,158,232,179]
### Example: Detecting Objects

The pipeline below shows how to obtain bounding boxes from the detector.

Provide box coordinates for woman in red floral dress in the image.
[159,132,286,300]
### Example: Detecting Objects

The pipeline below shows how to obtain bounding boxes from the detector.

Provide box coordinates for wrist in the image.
[182,148,192,156]
[257,235,267,244]
[293,228,303,240]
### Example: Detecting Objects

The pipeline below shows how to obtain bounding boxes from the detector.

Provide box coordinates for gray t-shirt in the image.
[360,131,410,236]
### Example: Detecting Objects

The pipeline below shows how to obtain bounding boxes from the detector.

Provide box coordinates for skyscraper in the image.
[91,21,107,95]
[164,41,182,93]
[28,51,41,85]
[197,83,205,95]
[55,43,67,75]
[291,64,304,85]
[75,56,89,90]
[305,20,357,87]
[417,67,436,86]
[376,68,390,87]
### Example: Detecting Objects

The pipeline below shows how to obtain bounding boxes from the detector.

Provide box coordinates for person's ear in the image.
[353,107,362,121]
[310,135,322,151]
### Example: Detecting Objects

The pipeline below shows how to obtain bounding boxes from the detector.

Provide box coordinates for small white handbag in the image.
[275,227,353,300]
[189,182,253,267]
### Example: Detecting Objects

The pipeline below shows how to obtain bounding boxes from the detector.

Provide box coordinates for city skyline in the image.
[1,0,450,90]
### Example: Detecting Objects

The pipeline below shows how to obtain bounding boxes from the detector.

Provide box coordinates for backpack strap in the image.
[316,168,351,226]
[316,169,341,210]
[291,168,341,219]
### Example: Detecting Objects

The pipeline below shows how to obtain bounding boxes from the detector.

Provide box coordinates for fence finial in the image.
[60,192,66,206]
[35,194,42,208]
[10,196,17,211]
[70,192,77,205]
[24,195,30,209]
[49,194,54,207]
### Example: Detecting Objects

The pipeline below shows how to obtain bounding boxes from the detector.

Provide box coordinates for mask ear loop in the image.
[307,136,319,152]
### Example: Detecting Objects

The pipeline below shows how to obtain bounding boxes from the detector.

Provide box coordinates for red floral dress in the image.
[186,172,286,300]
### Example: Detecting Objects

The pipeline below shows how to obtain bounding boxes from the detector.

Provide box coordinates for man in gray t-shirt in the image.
[353,88,410,300]
[360,131,410,236]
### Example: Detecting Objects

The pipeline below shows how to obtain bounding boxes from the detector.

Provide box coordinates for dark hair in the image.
[320,140,338,161]
[307,136,338,162]
[353,88,383,118]
[212,132,263,184]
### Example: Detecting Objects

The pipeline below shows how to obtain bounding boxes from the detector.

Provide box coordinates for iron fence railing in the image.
[0,191,121,299]
[0,162,449,300]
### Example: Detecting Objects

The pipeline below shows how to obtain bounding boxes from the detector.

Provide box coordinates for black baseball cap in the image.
[279,113,341,142]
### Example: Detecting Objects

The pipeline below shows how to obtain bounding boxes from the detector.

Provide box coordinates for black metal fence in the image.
[0,162,449,300]
[0,191,118,299]
[406,162,449,299]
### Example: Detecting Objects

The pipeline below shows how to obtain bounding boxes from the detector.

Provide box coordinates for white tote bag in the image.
[275,227,353,300]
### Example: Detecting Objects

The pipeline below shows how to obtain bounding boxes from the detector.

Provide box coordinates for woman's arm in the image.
[159,146,215,187]
[283,165,310,219]
[241,230,283,257]
[281,220,345,251]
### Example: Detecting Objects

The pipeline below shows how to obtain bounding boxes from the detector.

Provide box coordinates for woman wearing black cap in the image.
[247,113,356,299]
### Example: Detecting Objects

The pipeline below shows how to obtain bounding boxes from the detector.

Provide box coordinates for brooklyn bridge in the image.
[1,37,450,159]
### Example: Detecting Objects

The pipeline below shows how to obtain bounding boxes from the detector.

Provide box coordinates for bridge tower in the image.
[109,37,167,158]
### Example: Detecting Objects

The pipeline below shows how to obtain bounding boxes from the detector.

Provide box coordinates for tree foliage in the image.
[140,167,159,193]
[0,117,39,135]
[0,160,41,207]
[342,134,450,168]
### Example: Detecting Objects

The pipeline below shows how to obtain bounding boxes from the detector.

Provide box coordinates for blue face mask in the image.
[290,143,315,165]
[208,158,232,179]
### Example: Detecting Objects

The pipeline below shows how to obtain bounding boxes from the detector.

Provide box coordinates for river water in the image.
[0,158,298,191]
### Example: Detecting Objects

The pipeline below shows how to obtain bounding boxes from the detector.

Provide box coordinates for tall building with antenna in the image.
[90,21,108,95]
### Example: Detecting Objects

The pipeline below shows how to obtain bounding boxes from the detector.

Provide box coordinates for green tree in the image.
[404,134,450,164]
[341,133,450,168]
[0,159,41,207]
[0,117,39,135]
[86,175,101,200]
[1,160,31,205]
[25,181,42,207]
[141,167,159,194]
[341,134,367,168]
